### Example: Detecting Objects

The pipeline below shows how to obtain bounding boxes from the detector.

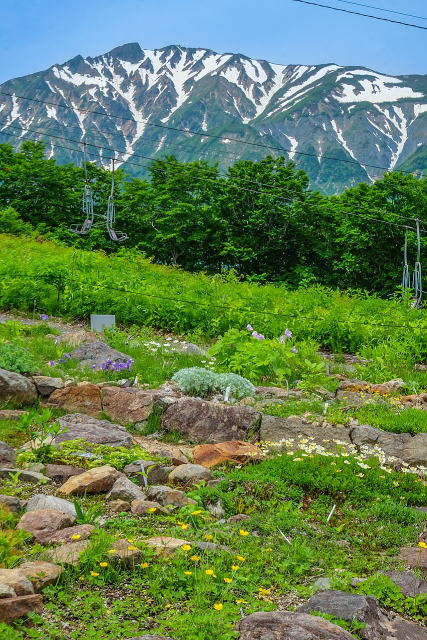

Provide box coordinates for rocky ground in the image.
[0,316,426,639]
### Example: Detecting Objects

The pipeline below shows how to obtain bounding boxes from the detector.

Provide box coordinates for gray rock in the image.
[351,424,427,465]
[0,583,16,598]
[168,463,213,487]
[0,368,37,406]
[123,460,171,486]
[26,494,77,517]
[146,485,196,507]
[381,570,427,597]
[44,464,86,482]
[236,611,355,639]
[260,415,351,445]
[32,376,64,397]
[54,413,133,448]
[0,494,23,513]
[106,476,147,502]
[298,589,427,640]
[0,441,16,467]
[162,397,261,443]
[70,341,132,368]
[0,468,50,484]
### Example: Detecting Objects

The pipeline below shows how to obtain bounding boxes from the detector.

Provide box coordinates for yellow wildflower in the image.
[236,598,247,604]
[205,569,216,577]
[107,549,116,554]
[265,548,273,552]
[190,555,201,562]
[224,577,232,583]
[259,587,271,596]
[181,524,189,530]
[140,562,149,568]
[99,562,108,568]
[419,541,427,549]
[182,544,192,551]
[128,545,138,551]
[239,529,249,536]
[184,571,192,576]
[127,538,136,543]
[90,571,99,577]
[213,603,223,611]
[147,507,157,513]
[204,534,213,541]
[231,565,240,571]
[236,555,245,562]
[71,534,81,540]
[192,510,202,515]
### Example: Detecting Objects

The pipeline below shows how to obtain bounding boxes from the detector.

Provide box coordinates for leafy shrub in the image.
[208,327,329,389]
[0,207,32,236]
[216,372,256,399]
[172,367,218,397]
[0,341,36,373]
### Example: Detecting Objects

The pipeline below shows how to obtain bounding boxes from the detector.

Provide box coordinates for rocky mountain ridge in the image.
[0,42,426,192]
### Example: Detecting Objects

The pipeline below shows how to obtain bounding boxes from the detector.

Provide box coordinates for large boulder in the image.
[101,386,154,424]
[106,476,147,502]
[35,524,95,546]
[45,540,89,566]
[44,384,102,416]
[44,464,86,482]
[260,415,351,445]
[168,463,213,487]
[399,546,427,570]
[0,569,34,596]
[381,570,427,597]
[235,611,355,639]
[298,589,427,640]
[54,413,133,447]
[0,441,16,467]
[351,425,427,466]
[26,494,77,517]
[0,593,43,624]
[17,561,63,591]
[59,465,120,495]
[146,485,196,507]
[162,397,261,443]
[32,376,64,397]
[193,441,263,468]
[17,509,76,538]
[69,340,132,368]
[0,494,23,513]
[0,368,37,406]
[0,468,51,484]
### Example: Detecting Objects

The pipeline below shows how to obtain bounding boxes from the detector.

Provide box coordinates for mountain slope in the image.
[0,42,426,193]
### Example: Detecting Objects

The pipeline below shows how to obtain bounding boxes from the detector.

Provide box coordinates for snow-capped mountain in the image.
[0,42,426,192]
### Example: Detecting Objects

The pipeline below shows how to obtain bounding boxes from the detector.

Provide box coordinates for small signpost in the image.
[90,314,116,332]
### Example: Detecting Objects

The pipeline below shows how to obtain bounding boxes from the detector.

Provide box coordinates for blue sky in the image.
[0,0,425,83]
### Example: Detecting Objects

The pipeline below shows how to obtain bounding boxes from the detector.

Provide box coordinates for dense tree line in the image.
[0,141,426,295]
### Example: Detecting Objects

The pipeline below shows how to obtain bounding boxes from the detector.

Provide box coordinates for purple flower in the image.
[91,364,97,370]
[57,358,64,363]
[284,328,293,339]
[279,335,285,344]
[63,353,71,359]
[252,331,265,340]
[39,314,49,321]
[246,324,254,331]
[48,360,56,366]
[291,346,298,354]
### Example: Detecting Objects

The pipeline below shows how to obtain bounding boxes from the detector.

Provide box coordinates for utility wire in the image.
[0,272,420,328]
[1,90,426,179]
[288,0,427,29]
[0,126,425,233]
[333,0,427,21]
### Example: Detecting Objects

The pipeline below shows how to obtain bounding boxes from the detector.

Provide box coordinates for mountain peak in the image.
[107,42,143,62]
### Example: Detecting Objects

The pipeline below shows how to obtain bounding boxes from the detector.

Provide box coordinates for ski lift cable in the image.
[1,123,425,233]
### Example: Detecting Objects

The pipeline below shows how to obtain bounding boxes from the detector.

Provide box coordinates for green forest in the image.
[1,141,426,295]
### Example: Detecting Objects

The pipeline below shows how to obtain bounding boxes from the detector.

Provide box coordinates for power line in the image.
[288,0,427,29]
[1,90,425,179]
[0,272,420,328]
[0,125,425,233]
[333,0,427,21]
